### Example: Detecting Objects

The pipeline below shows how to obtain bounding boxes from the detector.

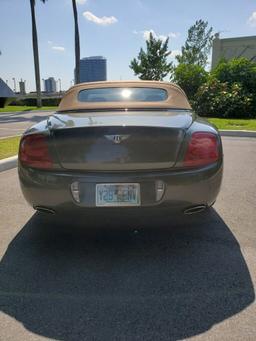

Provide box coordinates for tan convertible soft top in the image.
[57,80,191,111]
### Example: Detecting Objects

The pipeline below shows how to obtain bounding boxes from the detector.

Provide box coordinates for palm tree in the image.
[72,0,80,84]
[29,0,46,107]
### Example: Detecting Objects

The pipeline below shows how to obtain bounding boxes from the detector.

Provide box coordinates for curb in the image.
[0,155,18,172]
[220,130,256,138]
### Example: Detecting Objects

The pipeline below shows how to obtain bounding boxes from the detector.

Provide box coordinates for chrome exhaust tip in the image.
[34,206,56,215]
[184,205,207,215]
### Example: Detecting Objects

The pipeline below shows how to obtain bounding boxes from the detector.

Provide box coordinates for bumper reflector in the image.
[71,181,80,203]
[156,180,165,201]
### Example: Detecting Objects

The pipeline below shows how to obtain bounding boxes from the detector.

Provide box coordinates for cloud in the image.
[83,11,117,25]
[143,29,167,41]
[248,11,256,27]
[170,49,181,58]
[48,41,65,51]
[52,46,65,52]
[76,0,87,4]
[169,32,180,39]
[139,29,180,41]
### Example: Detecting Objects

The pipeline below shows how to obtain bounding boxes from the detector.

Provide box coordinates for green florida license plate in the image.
[96,183,141,207]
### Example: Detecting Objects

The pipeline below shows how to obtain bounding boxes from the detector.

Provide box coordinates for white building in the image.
[211,33,256,69]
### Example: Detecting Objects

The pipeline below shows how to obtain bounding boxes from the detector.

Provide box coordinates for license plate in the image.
[96,183,140,207]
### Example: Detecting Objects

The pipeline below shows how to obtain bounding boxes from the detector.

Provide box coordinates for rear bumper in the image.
[18,161,223,215]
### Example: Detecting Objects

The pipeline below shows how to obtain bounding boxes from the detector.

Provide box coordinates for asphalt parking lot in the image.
[0,111,53,138]
[0,136,255,341]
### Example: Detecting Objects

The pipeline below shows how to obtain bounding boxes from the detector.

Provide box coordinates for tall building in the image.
[19,79,26,95]
[211,33,256,69]
[78,56,107,83]
[44,77,57,93]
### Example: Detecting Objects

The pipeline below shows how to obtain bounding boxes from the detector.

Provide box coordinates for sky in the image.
[0,0,256,92]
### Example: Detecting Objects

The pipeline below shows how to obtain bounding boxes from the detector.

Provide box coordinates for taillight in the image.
[19,134,53,169]
[183,132,219,167]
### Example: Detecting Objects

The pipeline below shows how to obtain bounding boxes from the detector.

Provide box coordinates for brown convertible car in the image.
[18,81,223,216]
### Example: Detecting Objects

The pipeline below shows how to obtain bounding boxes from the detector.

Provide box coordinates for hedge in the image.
[175,58,256,118]
[193,79,255,118]
[10,97,61,107]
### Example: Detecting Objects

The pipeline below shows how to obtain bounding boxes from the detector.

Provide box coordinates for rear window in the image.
[78,87,168,102]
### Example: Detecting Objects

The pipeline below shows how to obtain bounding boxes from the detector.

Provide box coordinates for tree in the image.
[72,0,80,84]
[172,63,208,100]
[212,57,256,93]
[29,0,46,108]
[130,33,173,81]
[176,20,214,67]
[194,78,254,118]
[211,57,256,114]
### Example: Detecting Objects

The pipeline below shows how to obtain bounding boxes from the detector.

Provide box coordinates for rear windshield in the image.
[78,87,168,102]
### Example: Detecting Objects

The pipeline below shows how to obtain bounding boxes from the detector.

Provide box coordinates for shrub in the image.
[212,57,256,93]
[41,97,61,106]
[10,97,61,106]
[172,63,208,100]
[193,78,254,118]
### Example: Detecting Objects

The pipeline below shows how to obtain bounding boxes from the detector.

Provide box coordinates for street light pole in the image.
[12,77,16,92]
[58,78,62,93]
[24,80,27,95]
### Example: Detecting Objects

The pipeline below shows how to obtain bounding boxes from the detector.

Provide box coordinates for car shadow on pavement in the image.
[0,208,254,341]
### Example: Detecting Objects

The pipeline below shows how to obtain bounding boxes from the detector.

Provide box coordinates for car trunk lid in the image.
[49,110,193,171]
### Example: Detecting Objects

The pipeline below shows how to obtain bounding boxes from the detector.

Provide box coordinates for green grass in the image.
[0,106,57,113]
[0,136,20,160]
[206,118,256,131]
